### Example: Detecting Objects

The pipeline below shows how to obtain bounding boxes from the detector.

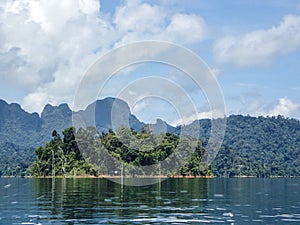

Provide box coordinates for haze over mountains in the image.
[0,97,300,177]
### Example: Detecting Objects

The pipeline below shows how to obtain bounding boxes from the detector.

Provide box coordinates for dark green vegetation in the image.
[0,142,34,177]
[0,100,72,176]
[30,128,94,177]
[30,126,210,177]
[0,98,141,176]
[211,115,300,177]
[0,97,300,177]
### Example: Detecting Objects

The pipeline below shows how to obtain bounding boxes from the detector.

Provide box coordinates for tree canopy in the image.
[30,126,211,177]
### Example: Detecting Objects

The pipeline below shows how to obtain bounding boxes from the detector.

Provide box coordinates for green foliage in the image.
[210,115,300,177]
[31,126,211,177]
[2,96,300,178]
[177,140,212,177]
[30,113,300,178]
[0,142,34,177]
[101,128,179,167]
[30,127,95,177]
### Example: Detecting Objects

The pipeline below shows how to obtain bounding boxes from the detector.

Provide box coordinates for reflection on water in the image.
[0,178,300,224]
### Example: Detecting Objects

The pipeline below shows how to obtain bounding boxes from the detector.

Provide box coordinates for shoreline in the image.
[29,175,215,179]
[1,175,214,179]
[1,175,296,179]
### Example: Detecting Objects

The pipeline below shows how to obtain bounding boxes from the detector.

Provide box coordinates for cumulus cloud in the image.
[213,14,300,67]
[113,0,206,45]
[1,0,112,112]
[164,14,206,44]
[267,96,300,118]
[0,0,207,113]
[114,0,166,35]
[231,93,300,119]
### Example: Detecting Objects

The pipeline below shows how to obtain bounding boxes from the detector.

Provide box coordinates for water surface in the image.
[0,178,299,224]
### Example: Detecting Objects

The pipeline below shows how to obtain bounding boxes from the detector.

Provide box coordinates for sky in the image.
[0,0,300,125]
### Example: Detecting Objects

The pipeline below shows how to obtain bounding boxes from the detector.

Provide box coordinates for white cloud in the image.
[0,0,112,112]
[0,0,207,113]
[213,14,300,67]
[267,96,300,117]
[231,93,300,119]
[114,0,166,34]
[112,0,206,46]
[164,14,206,44]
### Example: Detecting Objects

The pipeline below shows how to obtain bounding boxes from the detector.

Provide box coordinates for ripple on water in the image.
[21,222,42,225]
[1,178,300,224]
[130,217,225,223]
[282,219,300,222]
[214,194,224,198]
[191,198,209,202]
[216,207,226,211]
[222,212,234,217]
[28,215,42,219]
[4,184,11,189]
[258,213,300,222]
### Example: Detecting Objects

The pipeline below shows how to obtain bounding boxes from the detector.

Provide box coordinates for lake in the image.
[0,178,299,224]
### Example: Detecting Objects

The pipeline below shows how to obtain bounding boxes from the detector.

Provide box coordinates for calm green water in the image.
[0,178,299,224]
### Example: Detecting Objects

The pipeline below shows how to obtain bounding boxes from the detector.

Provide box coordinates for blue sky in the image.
[0,0,300,125]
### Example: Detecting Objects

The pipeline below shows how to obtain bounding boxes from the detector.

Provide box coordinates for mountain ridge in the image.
[0,98,300,177]
[0,97,176,151]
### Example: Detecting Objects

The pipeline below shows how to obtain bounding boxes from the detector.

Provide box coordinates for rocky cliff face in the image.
[0,97,149,149]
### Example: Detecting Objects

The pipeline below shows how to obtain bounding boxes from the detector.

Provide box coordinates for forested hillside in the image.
[208,115,300,177]
[0,97,300,177]
[0,98,144,176]
[0,142,34,177]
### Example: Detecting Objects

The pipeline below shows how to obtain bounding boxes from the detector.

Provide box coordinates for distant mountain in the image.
[0,97,300,177]
[149,118,176,134]
[0,97,150,149]
[0,98,164,175]
[0,97,155,175]
[73,97,145,133]
[0,99,41,148]
[186,115,300,177]
[40,103,72,145]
